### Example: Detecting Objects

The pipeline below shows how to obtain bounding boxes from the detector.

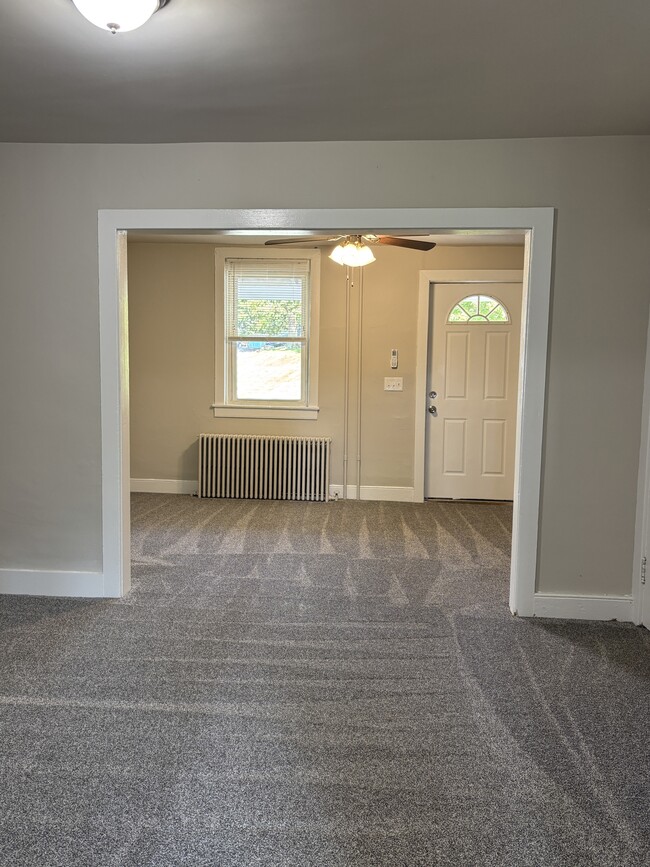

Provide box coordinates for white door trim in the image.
[632,308,650,626]
[419,271,524,501]
[415,237,552,619]
[98,208,554,604]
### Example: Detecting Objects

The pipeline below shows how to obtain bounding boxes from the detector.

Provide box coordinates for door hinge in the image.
[642,556,647,586]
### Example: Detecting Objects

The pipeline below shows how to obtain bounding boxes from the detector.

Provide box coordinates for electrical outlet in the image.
[384,377,403,391]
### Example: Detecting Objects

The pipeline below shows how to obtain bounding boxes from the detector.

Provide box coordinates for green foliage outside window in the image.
[448,295,509,323]
[237,299,302,338]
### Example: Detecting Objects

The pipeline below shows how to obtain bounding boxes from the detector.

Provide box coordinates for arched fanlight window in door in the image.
[448,294,510,323]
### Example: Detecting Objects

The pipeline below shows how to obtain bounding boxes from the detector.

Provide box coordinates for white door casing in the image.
[634,306,650,627]
[97,211,555,622]
[426,282,522,500]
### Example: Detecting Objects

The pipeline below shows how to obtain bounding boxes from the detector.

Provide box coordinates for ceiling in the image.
[128,232,525,247]
[1,1,648,143]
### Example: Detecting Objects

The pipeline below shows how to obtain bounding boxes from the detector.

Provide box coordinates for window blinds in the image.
[225,258,310,339]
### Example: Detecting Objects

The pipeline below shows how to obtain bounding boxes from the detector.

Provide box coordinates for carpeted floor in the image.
[1,494,649,866]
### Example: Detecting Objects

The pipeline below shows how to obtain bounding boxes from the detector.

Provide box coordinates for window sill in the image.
[211,404,319,420]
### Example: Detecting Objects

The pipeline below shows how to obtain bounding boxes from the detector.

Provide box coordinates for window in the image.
[448,294,510,323]
[213,248,320,419]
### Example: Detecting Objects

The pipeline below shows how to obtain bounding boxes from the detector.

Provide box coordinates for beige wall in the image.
[128,242,524,485]
[0,138,648,596]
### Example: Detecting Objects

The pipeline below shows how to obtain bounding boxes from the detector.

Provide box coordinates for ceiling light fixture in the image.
[72,0,168,34]
[329,237,376,268]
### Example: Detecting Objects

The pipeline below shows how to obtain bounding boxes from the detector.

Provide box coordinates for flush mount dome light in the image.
[72,0,168,33]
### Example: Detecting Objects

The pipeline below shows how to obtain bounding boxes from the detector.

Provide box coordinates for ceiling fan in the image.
[264,233,436,267]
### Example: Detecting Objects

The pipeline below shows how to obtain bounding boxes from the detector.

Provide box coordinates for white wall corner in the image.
[532,593,634,622]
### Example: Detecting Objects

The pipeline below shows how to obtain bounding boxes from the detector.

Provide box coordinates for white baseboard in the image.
[329,485,415,503]
[132,480,413,502]
[131,478,197,495]
[533,593,634,622]
[0,569,105,598]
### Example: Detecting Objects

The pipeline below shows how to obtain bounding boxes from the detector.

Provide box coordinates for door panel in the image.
[482,418,506,475]
[425,282,522,500]
[484,332,509,399]
[443,419,467,474]
[445,333,469,398]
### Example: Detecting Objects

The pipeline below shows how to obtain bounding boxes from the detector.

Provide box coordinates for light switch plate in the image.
[384,377,403,391]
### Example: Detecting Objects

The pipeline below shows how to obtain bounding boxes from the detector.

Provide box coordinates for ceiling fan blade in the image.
[264,236,343,246]
[375,236,436,251]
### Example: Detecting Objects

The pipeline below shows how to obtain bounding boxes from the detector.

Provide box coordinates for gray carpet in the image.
[1,495,649,866]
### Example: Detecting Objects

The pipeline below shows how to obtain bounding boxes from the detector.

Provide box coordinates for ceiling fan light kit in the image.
[329,239,376,267]
[265,233,436,268]
[72,0,168,34]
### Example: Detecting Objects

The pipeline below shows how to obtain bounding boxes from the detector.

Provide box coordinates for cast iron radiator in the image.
[198,434,331,501]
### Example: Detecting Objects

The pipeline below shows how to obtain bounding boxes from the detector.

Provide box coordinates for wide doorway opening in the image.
[99,208,554,618]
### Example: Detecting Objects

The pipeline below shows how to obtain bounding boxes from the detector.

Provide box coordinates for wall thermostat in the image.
[390,349,398,369]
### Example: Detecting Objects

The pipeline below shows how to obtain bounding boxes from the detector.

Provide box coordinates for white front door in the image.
[425,282,522,500]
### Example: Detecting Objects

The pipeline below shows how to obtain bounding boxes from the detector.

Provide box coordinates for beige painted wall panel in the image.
[357,245,524,488]
[128,243,524,489]
[128,244,215,481]
[0,138,648,596]
[128,244,351,481]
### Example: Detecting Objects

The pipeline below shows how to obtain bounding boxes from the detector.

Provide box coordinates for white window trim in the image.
[212,247,321,420]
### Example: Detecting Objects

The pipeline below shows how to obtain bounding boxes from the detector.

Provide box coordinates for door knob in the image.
[428,405,438,416]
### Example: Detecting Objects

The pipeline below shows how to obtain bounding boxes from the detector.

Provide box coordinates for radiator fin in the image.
[198,434,331,502]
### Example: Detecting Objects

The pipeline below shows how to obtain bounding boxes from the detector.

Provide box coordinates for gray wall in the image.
[0,138,648,595]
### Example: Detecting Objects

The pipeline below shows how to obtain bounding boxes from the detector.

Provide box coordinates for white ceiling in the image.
[1,1,648,143]
[128,231,525,247]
